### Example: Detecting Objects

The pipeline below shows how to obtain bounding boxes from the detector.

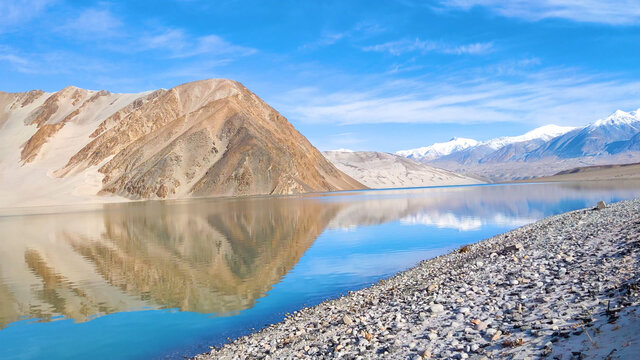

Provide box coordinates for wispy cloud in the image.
[138,29,257,59]
[300,32,347,50]
[0,0,55,30]
[0,52,32,73]
[275,68,640,127]
[57,8,123,38]
[299,21,386,50]
[0,44,120,75]
[52,6,256,61]
[0,45,38,73]
[363,38,494,56]
[439,0,640,25]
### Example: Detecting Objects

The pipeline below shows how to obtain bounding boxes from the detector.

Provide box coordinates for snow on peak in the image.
[591,109,640,128]
[396,125,575,160]
[396,137,478,161]
[521,124,577,139]
[482,124,576,149]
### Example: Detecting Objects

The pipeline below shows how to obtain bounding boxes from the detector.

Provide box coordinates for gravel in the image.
[194,199,640,359]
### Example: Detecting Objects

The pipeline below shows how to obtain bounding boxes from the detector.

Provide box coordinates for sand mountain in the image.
[323,150,482,188]
[0,79,364,207]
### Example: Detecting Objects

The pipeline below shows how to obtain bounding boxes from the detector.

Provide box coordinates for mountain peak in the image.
[168,78,248,114]
[591,109,639,128]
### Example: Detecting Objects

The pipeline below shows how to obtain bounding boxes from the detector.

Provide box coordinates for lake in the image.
[1,182,640,359]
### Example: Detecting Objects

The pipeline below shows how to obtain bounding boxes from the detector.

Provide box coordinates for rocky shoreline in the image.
[195,199,640,359]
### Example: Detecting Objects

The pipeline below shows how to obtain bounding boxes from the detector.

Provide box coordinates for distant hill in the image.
[522,162,640,182]
[323,150,483,189]
[0,79,365,208]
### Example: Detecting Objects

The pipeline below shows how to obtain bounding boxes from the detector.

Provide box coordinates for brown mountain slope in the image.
[57,79,364,199]
[0,79,364,207]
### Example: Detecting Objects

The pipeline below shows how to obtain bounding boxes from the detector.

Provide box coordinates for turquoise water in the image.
[1,182,639,359]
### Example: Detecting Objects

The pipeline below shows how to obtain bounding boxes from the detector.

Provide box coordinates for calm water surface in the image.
[1,182,640,359]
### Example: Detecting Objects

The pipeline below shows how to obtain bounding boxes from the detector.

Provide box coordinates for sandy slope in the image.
[323,151,482,189]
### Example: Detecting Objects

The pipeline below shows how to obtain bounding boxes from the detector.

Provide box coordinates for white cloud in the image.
[299,21,386,50]
[275,68,640,127]
[0,53,32,72]
[53,7,255,61]
[440,0,640,25]
[300,32,347,50]
[58,8,123,38]
[140,29,257,58]
[448,42,494,55]
[0,45,38,73]
[0,45,119,75]
[363,38,494,56]
[0,0,55,29]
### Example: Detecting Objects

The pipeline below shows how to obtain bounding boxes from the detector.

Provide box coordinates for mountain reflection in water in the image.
[1,182,640,359]
[0,198,342,327]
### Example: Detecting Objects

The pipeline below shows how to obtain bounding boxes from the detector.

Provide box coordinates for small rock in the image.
[491,330,502,341]
[502,243,524,254]
[342,315,353,325]
[558,268,567,277]
[596,200,606,210]
[430,304,445,313]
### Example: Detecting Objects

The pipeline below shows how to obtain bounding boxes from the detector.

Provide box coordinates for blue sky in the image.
[1,0,640,152]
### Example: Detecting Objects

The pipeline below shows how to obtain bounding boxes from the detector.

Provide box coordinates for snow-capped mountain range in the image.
[397,124,577,161]
[483,125,577,150]
[397,109,640,162]
[396,108,640,181]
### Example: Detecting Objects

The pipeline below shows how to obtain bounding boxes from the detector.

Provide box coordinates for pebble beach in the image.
[195,199,640,359]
